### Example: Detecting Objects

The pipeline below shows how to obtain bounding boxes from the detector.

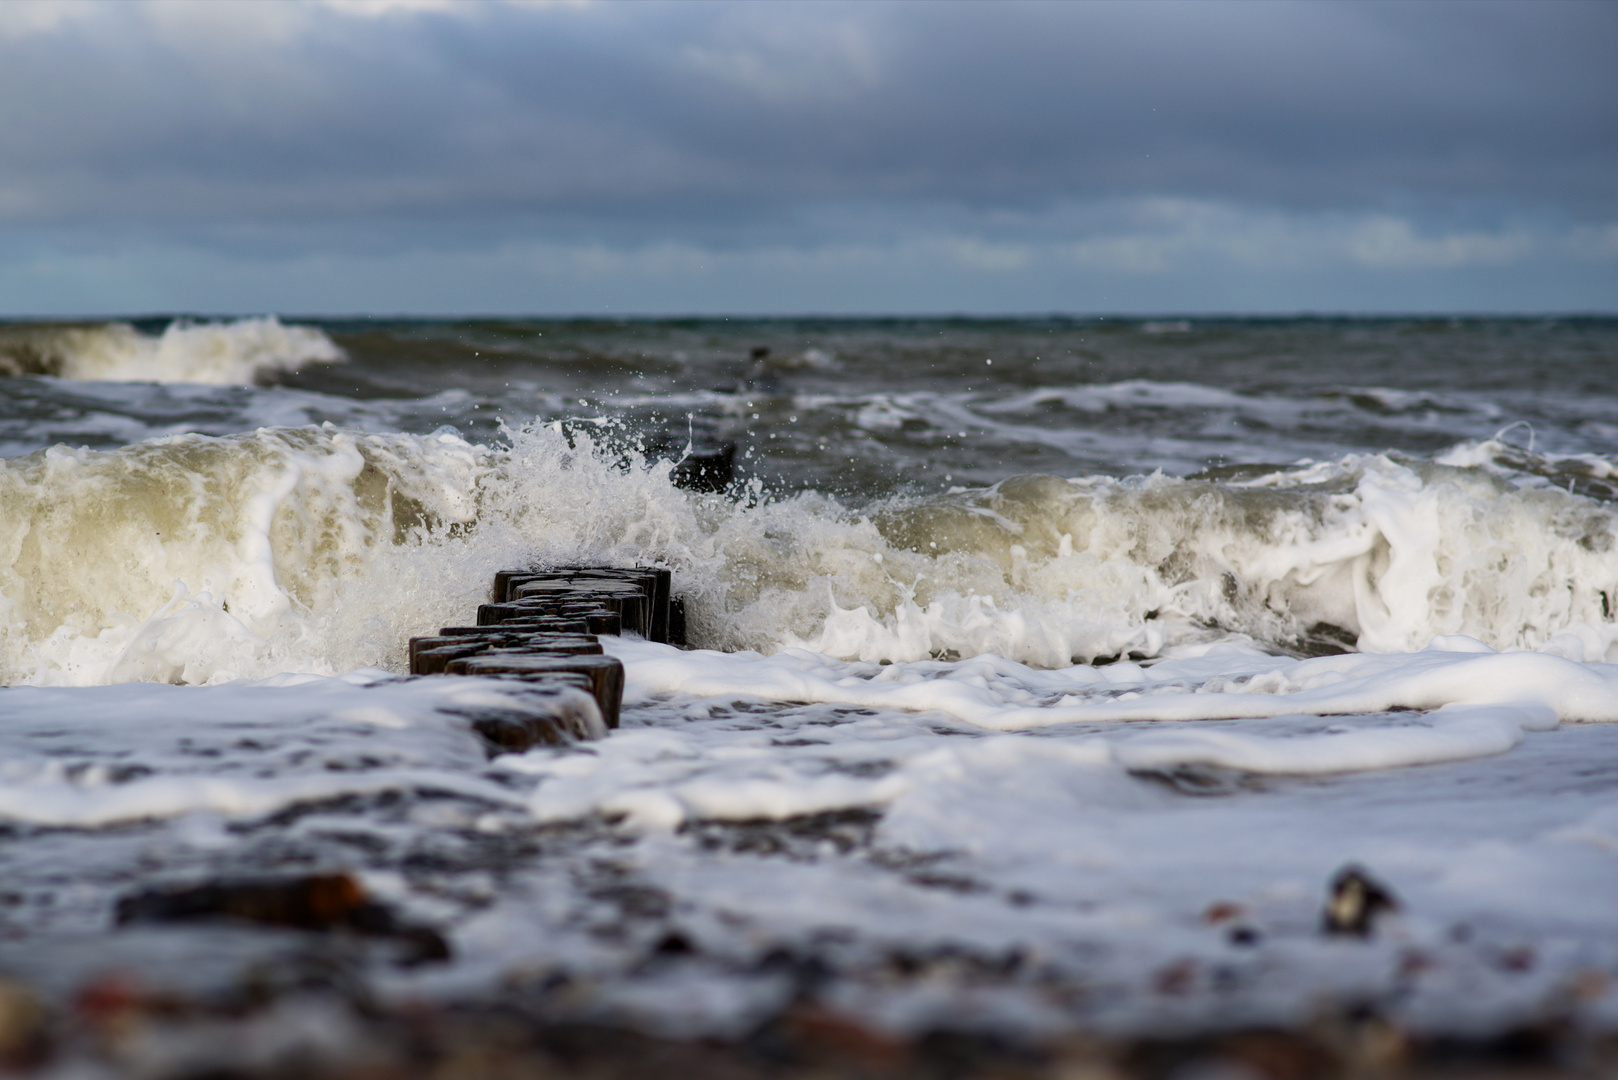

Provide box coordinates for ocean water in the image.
[3,314,1618,1045]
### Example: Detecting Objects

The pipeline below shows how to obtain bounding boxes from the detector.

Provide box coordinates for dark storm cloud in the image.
[0,0,1613,315]
[0,0,1613,245]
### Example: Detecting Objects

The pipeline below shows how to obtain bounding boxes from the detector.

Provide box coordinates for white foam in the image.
[4,423,1618,687]
[807,377,1522,478]
[790,455,1618,665]
[0,674,595,827]
[392,677,1618,1039]
[607,636,1589,769]
[0,424,491,685]
[1107,703,1543,774]
[980,379,1253,414]
[503,725,910,831]
[4,317,343,385]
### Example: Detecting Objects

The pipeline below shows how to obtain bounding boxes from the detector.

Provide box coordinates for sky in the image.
[0,0,1614,317]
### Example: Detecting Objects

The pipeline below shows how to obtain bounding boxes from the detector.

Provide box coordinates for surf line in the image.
[407,566,684,740]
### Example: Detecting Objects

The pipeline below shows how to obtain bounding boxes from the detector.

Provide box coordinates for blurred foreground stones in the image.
[0,857,1611,1078]
[0,980,1606,1079]
[115,873,450,967]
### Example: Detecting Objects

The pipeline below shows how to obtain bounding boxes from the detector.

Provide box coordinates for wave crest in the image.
[3,424,1617,687]
[0,317,343,384]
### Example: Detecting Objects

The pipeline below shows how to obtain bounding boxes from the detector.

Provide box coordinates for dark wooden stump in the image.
[446,653,625,729]
[410,565,686,734]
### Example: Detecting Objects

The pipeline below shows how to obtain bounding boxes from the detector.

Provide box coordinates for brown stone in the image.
[0,978,45,1068]
[1322,864,1398,937]
[118,873,373,933]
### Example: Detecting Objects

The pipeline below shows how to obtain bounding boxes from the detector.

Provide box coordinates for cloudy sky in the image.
[0,0,1614,316]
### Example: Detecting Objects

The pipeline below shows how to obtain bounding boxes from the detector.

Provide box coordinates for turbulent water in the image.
[3,314,1618,1050]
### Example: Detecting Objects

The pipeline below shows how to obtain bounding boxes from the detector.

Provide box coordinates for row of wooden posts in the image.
[406,566,685,740]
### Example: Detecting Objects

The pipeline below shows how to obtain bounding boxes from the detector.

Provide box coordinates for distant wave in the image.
[0,317,343,385]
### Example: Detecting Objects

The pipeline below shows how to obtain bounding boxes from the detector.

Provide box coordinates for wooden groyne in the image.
[404,444,729,745]
[407,566,682,743]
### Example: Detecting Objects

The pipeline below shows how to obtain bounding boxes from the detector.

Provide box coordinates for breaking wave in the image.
[2,423,1617,687]
[0,316,343,384]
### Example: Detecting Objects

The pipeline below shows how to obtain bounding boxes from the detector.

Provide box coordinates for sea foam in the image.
[0,317,342,384]
[2,423,1616,689]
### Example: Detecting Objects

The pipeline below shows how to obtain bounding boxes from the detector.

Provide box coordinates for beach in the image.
[2,315,1617,1076]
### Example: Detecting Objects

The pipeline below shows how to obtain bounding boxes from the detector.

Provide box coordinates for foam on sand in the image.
[0,673,585,827]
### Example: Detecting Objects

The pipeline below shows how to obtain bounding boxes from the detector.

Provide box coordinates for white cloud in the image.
[0,0,582,51]
[1566,222,1618,261]
[942,239,1030,272]
[680,6,881,102]
[0,0,100,41]
[1048,200,1543,274]
[1344,216,1534,269]
[317,0,589,15]
[319,0,476,14]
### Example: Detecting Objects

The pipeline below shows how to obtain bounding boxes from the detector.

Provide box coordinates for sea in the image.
[3,314,1618,1053]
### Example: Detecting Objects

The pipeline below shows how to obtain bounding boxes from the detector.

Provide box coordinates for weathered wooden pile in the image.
[407,566,683,736]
